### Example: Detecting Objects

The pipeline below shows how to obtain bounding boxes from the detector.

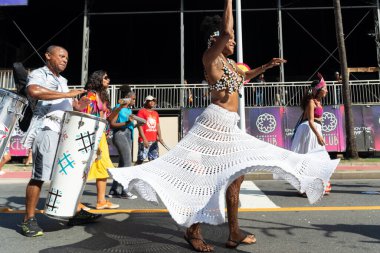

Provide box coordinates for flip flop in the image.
[324,182,332,195]
[184,234,214,252]
[225,234,256,248]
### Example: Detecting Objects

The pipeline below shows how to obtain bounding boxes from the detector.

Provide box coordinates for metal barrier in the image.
[2,69,380,108]
[0,69,15,90]
[70,80,380,109]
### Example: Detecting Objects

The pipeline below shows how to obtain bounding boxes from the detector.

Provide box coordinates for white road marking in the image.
[239,181,279,208]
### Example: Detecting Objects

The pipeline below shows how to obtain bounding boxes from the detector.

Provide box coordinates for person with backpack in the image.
[20,45,100,237]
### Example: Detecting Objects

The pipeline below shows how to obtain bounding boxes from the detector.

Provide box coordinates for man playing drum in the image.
[20,45,100,237]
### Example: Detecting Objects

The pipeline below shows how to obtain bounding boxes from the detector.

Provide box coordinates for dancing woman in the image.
[291,73,332,195]
[109,1,339,251]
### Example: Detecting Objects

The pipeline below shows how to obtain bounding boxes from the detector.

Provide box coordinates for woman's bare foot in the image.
[184,227,214,252]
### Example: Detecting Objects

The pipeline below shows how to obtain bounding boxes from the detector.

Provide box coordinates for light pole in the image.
[236,0,246,131]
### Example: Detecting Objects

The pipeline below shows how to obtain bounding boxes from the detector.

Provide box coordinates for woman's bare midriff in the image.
[210,89,239,112]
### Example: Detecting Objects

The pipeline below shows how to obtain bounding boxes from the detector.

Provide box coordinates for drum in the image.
[44,111,107,219]
[0,88,28,159]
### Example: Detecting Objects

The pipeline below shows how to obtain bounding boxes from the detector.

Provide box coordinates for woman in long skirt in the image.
[109,1,339,251]
[291,73,332,195]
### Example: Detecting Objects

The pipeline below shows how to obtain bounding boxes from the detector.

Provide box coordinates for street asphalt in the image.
[1,179,380,253]
[1,158,380,252]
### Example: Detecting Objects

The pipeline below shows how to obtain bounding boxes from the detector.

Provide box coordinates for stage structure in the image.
[80,0,380,81]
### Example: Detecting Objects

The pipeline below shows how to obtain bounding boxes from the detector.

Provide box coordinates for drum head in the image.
[0,88,28,104]
[64,111,107,124]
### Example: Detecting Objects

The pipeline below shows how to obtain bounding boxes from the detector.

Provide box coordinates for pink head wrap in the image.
[312,73,326,96]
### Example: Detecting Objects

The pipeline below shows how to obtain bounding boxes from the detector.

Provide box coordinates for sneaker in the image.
[96,200,120,210]
[67,209,102,226]
[0,171,5,176]
[107,192,138,199]
[106,190,119,198]
[297,192,307,198]
[20,217,44,237]
[121,192,138,200]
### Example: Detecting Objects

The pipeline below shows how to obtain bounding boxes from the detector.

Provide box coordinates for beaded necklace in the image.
[206,57,244,94]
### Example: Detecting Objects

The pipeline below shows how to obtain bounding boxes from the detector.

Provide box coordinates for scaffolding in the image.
[80,0,380,83]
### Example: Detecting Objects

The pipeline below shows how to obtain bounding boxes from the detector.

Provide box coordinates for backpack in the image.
[12,62,34,132]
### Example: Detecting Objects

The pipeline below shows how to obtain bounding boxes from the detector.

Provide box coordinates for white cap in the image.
[144,95,156,103]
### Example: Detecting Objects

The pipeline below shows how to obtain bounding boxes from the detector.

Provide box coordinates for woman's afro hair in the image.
[200,15,222,43]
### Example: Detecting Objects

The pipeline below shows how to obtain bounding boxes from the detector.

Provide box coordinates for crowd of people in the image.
[0,1,341,252]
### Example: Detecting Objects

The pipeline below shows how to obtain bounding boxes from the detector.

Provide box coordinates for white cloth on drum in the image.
[291,121,330,160]
[108,104,339,227]
[42,111,65,133]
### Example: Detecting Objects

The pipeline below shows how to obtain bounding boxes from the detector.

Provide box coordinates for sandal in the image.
[184,234,214,252]
[226,234,256,248]
[324,182,332,195]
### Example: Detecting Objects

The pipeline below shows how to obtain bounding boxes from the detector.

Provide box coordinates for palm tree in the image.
[333,0,358,159]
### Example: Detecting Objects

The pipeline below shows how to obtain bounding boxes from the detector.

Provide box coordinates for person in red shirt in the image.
[136,95,164,164]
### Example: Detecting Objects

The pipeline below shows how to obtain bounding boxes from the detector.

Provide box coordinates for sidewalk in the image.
[1,158,380,180]
[246,158,380,180]
[0,163,32,179]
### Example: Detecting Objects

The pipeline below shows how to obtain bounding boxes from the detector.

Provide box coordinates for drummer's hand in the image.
[73,96,91,111]
[82,171,88,180]
[67,89,87,98]
[128,115,134,122]
[143,140,149,148]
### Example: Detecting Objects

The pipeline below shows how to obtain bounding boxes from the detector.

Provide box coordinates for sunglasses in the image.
[103,76,110,80]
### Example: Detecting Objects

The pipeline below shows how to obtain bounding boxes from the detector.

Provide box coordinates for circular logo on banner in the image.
[322,112,338,132]
[256,113,277,133]
[0,123,9,139]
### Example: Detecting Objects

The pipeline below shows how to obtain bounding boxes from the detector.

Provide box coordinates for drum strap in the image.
[46,115,62,124]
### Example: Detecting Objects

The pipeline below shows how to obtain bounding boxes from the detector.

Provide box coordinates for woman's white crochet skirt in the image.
[291,121,330,160]
[109,104,339,227]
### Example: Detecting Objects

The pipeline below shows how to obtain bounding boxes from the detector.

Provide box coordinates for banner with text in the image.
[180,105,380,152]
